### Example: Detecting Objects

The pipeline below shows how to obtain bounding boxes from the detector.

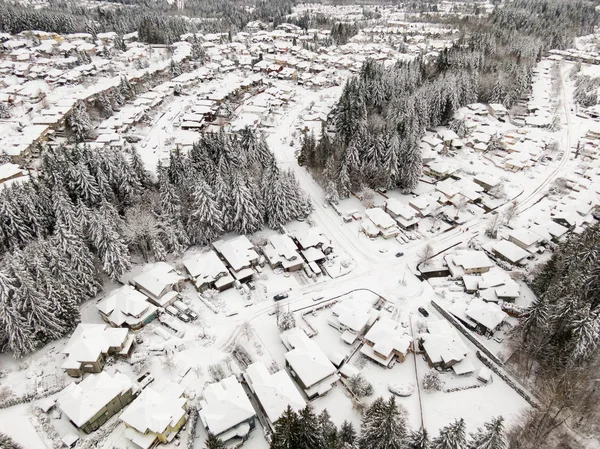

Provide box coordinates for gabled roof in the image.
[183,250,229,283]
[465,301,507,331]
[199,376,256,436]
[281,328,337,389]
[245,362,305,424]
[96,285,155,326]
[62,324,128,369]
[58,371,135,427]
[132,262,184,298]
[363,318,412,357]
[213,236,259,271]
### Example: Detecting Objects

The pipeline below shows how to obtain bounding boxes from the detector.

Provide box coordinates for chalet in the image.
[213,236,259,282]
[131,262,186,307]
[360,318,413,366]
[61,324,133,377]
[183,251,235,292]
[424,161,454,180]
[96,285,158,330]
[244,362,305,431]
[281,328,338,399]
[199,376,256,444]
[121,382,187,449]
[57,371,137,434]
[262,234,304,272]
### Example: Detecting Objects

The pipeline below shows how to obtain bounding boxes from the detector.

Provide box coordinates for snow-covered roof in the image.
[422,319,470,365]
[281,328,337,389]
[199,376,256,436]
[331,299,372,333]
[453,251,494,271]
[263,234,302,268]
[363,318,412,358]
[245,362,305,424]
[465,301,507,331]
[120,382,186,437]
[492,240,530,264]
[508,228,540,247]
[61,324,128,370]
[58,371,135,428]
[365,208,396,230]
[0,163,26,182]
[96,285,156,327]
[132,262,184,299]
[213,236,259,271]
[183,250,230,285]
[385,198,415,220]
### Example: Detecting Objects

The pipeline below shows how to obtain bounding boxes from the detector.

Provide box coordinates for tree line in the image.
[0,129,310,357]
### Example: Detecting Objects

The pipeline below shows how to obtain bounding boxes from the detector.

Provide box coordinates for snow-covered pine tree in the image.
[205,433,226,449]
[432,418,467,449]
[87,205,131,280]
[96,91,114,118]
[66,100,93,142]
[340,421,357,446]
[188,178,224,245]
[468,416,507,449]
[170,59,182,77]
[69,161,101,205]
[0,102,10,119]
[230,170,263,235]
[271,406,300,449]
[296,405,326,449]
[359,397,407,449]
[0,268,37,357]
[408,427,431,449]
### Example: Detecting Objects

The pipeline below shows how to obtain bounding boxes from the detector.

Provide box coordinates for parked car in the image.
[187,310,199,320]
[247,281,256,291]
[136,372,154,389]
[165,306,179,317]
[177,313,191,323]
[418,307,429,317]
[273,292,289,301]
[395,252,404,258]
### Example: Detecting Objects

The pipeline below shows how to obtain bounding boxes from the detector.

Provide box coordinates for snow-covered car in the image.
[177,313,191,323]
[273,293,288,301]
[165,306,179,317]
[187,310,199,320]
[388,383,415,397]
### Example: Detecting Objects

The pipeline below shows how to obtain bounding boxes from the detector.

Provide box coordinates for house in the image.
[385,198,419,229]
[280,328,339,399]
[465,301,507,335]
[487,103,508,119]
[199,376,256,444]
[445,251,495,276]
[183,251,235,292]
[96,286,158,330]
[360,318,413,366]
[293,227,333,254]
[364,208,400,239]
[131,262,185,307]
[492,240,530,265]
[262,234,304,272]
[425,161,453,180]
[328,298,377,344]
[244,362,305,431]
[213,236,259,282]
[120,382,187,449]
[0,162,27,187]
[419,320,470,370]
[507,228,541,251]
[57,371,137,434]
[473,174,500,192]
[61,324,133,377]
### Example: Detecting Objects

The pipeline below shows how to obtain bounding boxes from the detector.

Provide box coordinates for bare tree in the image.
[240,321,255,341]
[503,201,518,225]
[418,243,434,266]
[486,213,501,239]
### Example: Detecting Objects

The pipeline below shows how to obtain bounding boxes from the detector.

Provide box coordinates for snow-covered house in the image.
[96,285,158,330]
[507,228,541,251]
[385,198,419,230]
[199,376,256,444]
[244,362,305,430]
[280,328,339,399]
[328,299,377,344]
[364,208,400,239]
[0,162,27,187]
[293,227,333,254]
[183,250,235,292]
[262,234,304,272]
[419,320,470,370]
[465,301,507,335]
[213,236,259,282]
[445,251,495,276]
[473,173,500,192]
[487,103,508,119]
[131,262,185,307]
[57,371,137,434]
[61,324,134,377]
[360,318,413,366]
[491,240,530,265]
[120,382,187,449]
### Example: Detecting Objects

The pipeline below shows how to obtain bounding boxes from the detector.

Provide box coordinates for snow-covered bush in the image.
[388,383,415,397]
[348,374,374,397]
[208,364,226,382]
[278,311,296,332]
[422,369,444,392]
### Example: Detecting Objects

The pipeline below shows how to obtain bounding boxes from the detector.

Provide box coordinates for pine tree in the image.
[340,421,357,446]
[230,170,263,235]
[129,147,151,188]
[0,268,36,357]
[66,100,93,142]
[432,418,467,449]
[408,427,431,449]
[271,406,300,449]
[359,397,407,449]
[0,102,10,119]
[206,433,226,449]
[87,205,131,280]
[188,178,224,245]
[96,91,114,118]
[468,416,507,449]
[0,432,24,449]
[297,405,325,449]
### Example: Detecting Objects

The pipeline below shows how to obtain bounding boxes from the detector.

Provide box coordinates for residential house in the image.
[465,301,507,335]
[385,198,419,230]
[213,236,259,282]
[120,382,187,449]
[487,103,508,119]
[0,162,27,187]
[507,228,541,251]
[244,362,305,431]
[183,251,235,292]
[364,208,400,239]
[360,318,413,366]
[199,376,256,444]
[57,371,137,434]
[445,251,495,276]
[419,320,470,371]
[280,328,339,399]
[131,262,186,307]
[96,286,158,330]
[293,227,333,255]
[262,234,304,272]
[473,173,500,192]
[61,324,133,377]
[328,299,377,344]
[492,240,530,265]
